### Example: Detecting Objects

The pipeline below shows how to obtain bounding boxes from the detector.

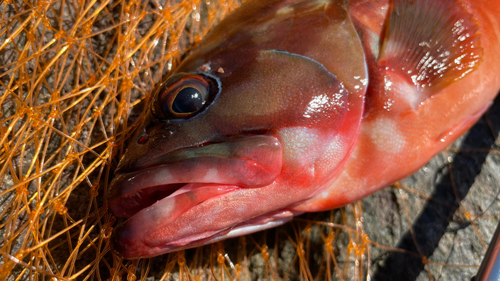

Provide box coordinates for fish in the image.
[108,0,500,259]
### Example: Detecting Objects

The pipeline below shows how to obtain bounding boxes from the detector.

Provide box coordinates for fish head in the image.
[108,0,366,259]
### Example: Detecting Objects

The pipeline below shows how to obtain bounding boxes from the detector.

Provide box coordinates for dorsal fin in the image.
[378,0,482,94]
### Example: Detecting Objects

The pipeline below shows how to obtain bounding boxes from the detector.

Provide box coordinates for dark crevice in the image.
[113,183,187,218]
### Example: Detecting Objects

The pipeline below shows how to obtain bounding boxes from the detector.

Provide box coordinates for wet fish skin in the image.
[108,0,500,258]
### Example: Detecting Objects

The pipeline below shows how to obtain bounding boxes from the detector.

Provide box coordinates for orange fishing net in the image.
[1,0,498,280]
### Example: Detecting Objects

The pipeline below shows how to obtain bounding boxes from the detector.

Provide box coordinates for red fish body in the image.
[108,0,500,258]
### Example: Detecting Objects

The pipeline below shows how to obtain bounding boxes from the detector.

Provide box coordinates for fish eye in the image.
[153,73,220,120]
[167,85,208,115]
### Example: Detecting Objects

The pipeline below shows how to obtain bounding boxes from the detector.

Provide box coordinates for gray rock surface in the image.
[362,95,500,280]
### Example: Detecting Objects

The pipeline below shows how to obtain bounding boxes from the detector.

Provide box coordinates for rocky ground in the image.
[355,94,500,280]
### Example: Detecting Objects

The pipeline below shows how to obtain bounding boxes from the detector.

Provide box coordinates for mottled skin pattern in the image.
[108,0,500,258]
[295,0,500,211]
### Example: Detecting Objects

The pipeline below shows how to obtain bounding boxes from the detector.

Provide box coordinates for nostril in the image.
[137,133,149,145]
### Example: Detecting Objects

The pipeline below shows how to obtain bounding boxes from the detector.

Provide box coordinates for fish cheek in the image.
[207,50,350,187]
[208,50,348,131]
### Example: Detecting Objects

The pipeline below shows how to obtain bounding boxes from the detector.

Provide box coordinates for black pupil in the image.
[171,87,205,113]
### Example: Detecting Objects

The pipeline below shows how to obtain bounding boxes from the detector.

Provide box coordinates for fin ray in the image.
[379,0,482,94]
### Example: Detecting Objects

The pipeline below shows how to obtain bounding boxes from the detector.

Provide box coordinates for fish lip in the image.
[110,185,239,259]
[115,132,272,175]
[112,208,303,259]
[108,134,283,218]
[107,166,244,219]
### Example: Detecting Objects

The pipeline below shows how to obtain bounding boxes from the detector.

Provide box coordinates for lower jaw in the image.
[111,184,239,258]
[207,209,304,241]
[113,208,303,259]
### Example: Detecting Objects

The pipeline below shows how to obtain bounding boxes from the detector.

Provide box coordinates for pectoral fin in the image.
[378,0,482,105]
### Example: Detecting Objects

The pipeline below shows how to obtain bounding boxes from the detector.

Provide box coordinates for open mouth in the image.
[109,181,237,219]
[107,135,284,258]
[108,135,283,218]
[109,178,240,220]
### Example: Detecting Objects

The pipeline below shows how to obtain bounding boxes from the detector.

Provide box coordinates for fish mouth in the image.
[108,135,284,258]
